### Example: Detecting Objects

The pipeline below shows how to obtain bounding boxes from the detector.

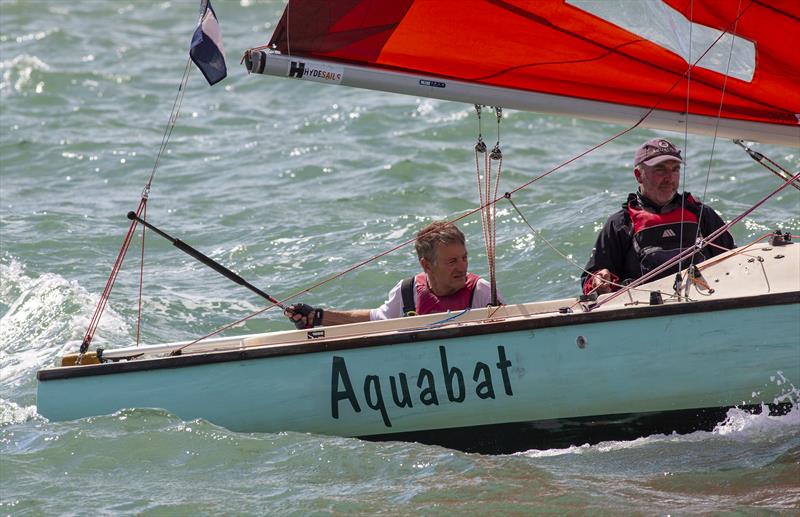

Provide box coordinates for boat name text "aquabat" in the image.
[331,345,513,427]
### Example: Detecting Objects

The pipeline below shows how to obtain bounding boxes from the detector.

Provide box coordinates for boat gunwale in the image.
[37,290,799,381]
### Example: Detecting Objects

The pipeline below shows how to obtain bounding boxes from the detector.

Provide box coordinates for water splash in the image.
[714,373,799,440]
[0,398,39,426]
[518,399,798,460]
[712,404,799,440]
[0,257,129,387]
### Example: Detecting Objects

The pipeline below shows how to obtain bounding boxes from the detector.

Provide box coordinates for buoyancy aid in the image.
[401,272,479,316]
[626,193,707,277]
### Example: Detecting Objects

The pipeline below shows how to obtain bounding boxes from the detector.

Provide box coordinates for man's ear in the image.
[634,166,643,184]
[420,257,432,274]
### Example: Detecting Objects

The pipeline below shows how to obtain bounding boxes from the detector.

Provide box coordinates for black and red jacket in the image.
[581,192,735,293]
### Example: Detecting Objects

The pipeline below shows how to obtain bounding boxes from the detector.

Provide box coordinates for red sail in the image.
[267,0,799,133]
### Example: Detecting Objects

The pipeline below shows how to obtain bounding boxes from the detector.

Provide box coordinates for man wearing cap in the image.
[580,138,735,295]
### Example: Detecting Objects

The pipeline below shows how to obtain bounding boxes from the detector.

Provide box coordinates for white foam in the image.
[0,53,51,93]
[0,398,39,426]
[518,443,592,458]
[0,257,129,386]
[713,403,800,439]
[517,399,799,458]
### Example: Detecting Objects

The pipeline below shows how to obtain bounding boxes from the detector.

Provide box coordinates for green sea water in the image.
[1,1,799,514]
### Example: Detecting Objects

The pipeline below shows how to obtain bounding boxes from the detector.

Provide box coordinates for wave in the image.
[0,256,129,389]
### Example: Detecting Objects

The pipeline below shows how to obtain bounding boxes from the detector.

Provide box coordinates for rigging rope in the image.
[77,60,193,361]
[489,108,503,306]
[172,143,794,354]
[474,104,489,281]
[504,194,668,298]
[135,202,147,347]
[473,105,503,306]
[174,156,793,356]
[675,0,696,280]
[682,0,744,290]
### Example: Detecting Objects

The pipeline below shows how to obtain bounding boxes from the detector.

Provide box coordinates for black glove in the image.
[285,303,324,329]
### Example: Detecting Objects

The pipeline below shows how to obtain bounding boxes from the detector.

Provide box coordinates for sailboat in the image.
[36,0,799,454]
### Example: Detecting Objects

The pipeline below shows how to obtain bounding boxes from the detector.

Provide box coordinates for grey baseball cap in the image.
[634,138,683,167]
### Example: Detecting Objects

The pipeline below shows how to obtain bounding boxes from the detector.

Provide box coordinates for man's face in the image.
[635,159,680,206]
[422,242,468,296]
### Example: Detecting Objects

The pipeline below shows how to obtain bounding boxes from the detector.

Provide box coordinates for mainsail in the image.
[247,0,800,146]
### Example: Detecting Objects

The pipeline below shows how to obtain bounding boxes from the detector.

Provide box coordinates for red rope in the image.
[171,207,497,353]
[77,60,191,357]
[748,148,800,191]
[79,198,146,355]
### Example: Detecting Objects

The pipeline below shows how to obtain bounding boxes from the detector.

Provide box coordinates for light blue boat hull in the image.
[37,296,800,438]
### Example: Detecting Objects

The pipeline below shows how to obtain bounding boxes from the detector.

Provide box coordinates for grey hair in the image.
[414,221,465,263]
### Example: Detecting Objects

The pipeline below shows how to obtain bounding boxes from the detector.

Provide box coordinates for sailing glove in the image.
[286,303,324,329]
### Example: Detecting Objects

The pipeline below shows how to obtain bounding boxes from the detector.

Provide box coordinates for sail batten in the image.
[251,0,799,146]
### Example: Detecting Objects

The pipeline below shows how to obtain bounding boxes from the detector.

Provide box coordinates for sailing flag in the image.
[189,0,227,86]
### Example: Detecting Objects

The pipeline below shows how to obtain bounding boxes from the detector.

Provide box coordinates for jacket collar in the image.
[627,191,687,214]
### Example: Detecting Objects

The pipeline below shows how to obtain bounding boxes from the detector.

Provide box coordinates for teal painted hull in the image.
[37,300,800,437]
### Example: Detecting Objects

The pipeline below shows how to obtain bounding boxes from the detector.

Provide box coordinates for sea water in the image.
[1,1,798,514]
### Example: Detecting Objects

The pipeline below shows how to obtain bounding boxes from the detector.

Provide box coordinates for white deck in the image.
[92,242,799,363]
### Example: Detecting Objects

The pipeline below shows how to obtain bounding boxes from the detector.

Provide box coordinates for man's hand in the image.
[284,303,323,329]
[589,268,615,294]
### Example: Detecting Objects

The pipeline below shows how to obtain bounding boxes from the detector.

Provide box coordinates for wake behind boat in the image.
[36,0,799,454]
